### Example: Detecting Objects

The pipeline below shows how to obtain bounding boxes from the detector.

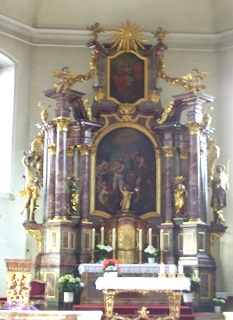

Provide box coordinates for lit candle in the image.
[148,228,152,246]
[112,228,116,250]
[160,229,164,251]
[178,264,183,274]
[100,227,104,245]
[139,229,142,250]
[92,228,95,249]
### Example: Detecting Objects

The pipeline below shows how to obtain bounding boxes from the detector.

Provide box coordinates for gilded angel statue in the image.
[51,67,78,93]
[87,22,104,42]
[182,69,209,95]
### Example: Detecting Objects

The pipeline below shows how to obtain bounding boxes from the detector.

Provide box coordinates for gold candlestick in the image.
[112,250,116,259]
[160,250,164,264]
[91,249,95,263]
[139,249,142,264]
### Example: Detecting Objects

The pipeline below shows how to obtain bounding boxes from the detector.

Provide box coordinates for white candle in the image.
[160,229,164,251]
[112,228,116,250]
[139,229,142,250]
[160,263,165,273]
[100,227,104,245]
[169,265,175,274]
[178,264,183,274]
[148,228,152,246]
[92,228,95,249]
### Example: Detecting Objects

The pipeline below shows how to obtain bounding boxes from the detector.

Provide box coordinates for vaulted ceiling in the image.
[0,0,233,34]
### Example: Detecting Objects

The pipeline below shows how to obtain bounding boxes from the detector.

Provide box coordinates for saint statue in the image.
[120,186,138,211]
[210,164,229,224]
[174,176,187,216]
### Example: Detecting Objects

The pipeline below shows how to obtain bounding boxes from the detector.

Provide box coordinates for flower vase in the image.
[63,292,74,303]
[214,306,221,313]
[183,292,193,303]
[148,257,155,264]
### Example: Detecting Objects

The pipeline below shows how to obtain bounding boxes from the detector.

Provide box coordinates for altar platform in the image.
[78,263,178,305]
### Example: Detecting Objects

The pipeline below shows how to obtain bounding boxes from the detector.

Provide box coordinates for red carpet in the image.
[73,304,195,319]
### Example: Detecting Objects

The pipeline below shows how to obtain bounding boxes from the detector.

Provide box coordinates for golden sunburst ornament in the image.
[110,20,148,52]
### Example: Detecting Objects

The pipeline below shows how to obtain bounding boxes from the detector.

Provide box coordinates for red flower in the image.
[103,258,120,270]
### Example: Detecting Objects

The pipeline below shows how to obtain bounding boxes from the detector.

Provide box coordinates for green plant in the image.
[213,297,227,307]
[58,274,84,293]
[144,245,159,258]
[96,243,113,260]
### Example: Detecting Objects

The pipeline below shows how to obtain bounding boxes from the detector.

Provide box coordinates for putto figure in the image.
[210,164,229,224]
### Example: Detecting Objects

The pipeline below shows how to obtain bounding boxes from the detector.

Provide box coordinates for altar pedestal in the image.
[78,263,177,305]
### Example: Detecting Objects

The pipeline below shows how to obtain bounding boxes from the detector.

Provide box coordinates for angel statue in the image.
[182,69,209,96]
[51,67,78,93]
[174,176,188,216]
[87,22,104,42]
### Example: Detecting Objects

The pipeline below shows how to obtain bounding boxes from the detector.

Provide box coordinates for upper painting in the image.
[107,51,148,105]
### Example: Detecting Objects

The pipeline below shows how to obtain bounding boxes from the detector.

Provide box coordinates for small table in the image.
[96,276,190,319]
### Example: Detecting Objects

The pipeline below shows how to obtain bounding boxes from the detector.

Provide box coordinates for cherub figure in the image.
[183,68,209,95]
[152,27,169,43]
[51,67,78,93]
[87,22,104,42]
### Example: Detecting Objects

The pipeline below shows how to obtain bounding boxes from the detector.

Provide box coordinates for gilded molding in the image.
[162,146,176,157]
[67,146,74,157]
[119,103,137,115]
[180,148,189,160]
[77,144,92,156]
[157,101,174,124]
[82,98,95,121]
[47,144,56,156]
[209,232,224,255]
[186,121,202,135]
[27,229,42,253]
[53,117,71,132]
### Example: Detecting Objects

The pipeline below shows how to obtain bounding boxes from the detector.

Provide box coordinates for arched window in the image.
[0,53,15,196]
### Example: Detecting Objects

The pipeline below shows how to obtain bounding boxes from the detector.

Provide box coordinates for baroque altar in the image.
[18,20,227,311]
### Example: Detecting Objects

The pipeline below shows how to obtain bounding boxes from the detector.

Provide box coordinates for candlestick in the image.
[160,229,164,251]
[139,229,142,250]
[100,227,104,245]
[112,228,116,250]
[92,228,95,249]
[148,228,152,246]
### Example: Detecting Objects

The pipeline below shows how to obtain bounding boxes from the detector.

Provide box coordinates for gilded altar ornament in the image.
[119,103,136,115]
[174,176,187,216]
[94,87,105,102]
[152,27,169,44]
[82,98,95,121]
[186,121,202,135]
[19,152,42,223]
[87,22,105,42]
[27,229,42,253]
[149,89,160,103]
[67,176,79,215]
[51,48,98,93]
[53,117,71,132]
[207,137,220,188]
[109,20,148,52]
[162,146,176,158]
[37,101,51,122]
[157,101,174,124]
[182,69,209,96]
[210,164,229,224]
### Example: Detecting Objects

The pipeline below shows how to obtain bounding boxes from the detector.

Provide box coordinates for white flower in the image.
[96,244,113,252]
[144,245,158,256]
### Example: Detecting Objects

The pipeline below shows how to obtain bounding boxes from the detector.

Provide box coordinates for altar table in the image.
[95,276,190,319]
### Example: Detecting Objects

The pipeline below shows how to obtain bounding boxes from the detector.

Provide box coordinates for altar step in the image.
[73,304,195,319]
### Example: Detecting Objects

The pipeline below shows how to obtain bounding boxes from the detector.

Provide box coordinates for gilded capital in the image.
[47,144,56,156]
[53,117,71,132]
[162,146,176,157]
[78,144,92,156]
[186,121,202,135]
[180,148,189,160]
[67,146,74,157]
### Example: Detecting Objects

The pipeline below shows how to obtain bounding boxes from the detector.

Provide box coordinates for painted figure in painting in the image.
[210,164,229,224]
[19,152,42,222]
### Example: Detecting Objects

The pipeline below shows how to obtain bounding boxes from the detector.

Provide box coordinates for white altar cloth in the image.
[96,276,190,291]
[78,263,176,275]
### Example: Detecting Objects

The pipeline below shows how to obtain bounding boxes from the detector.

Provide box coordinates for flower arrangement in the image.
[103,259,120,273]
[96,243,113,261]
[213,297,227,307]
[183,275,201,293]
[0,301,38,310]
[144,245,159,258]
[58,274,84,294]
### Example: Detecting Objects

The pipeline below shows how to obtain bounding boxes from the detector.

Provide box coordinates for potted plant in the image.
[58,274,84,302]
[96,243,113,262]
[144,245,159,263]
[213,297,227,313]
[103,258,121,277]
[183,274,201,303]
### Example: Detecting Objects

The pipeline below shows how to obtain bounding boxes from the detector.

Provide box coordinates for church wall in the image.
[0,33,32,296]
